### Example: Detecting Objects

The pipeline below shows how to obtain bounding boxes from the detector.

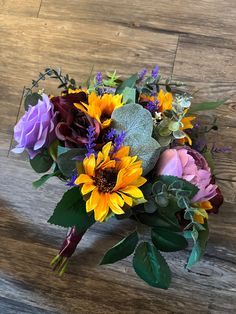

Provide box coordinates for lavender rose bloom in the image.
[156,147,218,202]
[12,94,57,158]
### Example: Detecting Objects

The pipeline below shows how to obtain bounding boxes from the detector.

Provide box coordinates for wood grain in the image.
[38,0,236,39]
[0,0,236,313]
[1,0,41,17]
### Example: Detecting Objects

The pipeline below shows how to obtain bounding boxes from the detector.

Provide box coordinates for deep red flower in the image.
[51,91,100,147]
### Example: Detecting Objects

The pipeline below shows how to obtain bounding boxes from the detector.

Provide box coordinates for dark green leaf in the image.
[100,231,139,265]
[116,73,138,94]
[186,221,209,269]
[133,242,171,289]
[137,209,180,232]
[57,148,86,177]
[48,187,95,233]
[30,149,54,173]
[32,170,60,188]
[151,228,188,252]
[188,99,227,114]
[24,92,42,110]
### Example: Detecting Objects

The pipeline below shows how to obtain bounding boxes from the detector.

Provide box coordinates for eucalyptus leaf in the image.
[122,87,136,104]
[111,103,161,175]
[133,242,171,289]
[186,221,209,269]
[100,231,139,265]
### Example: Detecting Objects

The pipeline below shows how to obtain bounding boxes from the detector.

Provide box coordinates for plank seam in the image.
[171,34,180,78]
[37,0,43,18]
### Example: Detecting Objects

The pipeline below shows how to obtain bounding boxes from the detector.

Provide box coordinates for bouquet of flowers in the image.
[12,65,225,289]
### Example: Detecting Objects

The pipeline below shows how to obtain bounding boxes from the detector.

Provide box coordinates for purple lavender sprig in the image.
[105,128,127,154]
[138,68,147,80]
[95,71,103,85]
[146,99,159,114]
[151,65,159,79]
[85,126,96,158]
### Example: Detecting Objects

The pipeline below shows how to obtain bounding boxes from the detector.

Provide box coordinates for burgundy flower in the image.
[51,91,100,147]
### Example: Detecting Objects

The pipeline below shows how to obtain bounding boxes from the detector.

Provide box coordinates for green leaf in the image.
[112,103,161,175]
[137,210,180,232]
[30,149,54,173]
[100,231,139,265]
[133,242,171,289]
[158,176,199,200]
[24,92,42,110]
[115,73,138,94]
[151,228,188,252]
[48,140,59,161]
[188,99,227,114]
[32,170,60,188]
[48,187,95,233]
[122,87,136,104]
[186,221,209,269]
[57,148,86,177]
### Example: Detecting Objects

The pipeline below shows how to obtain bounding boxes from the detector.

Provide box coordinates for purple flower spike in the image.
[151,64,159,79]
[146,100,159,114]
[95,71,103,85]
[85,126,96,157]
[138,68,147,80]
[66,172,78,187]
[113,131,127,153]
[12,94,57,159]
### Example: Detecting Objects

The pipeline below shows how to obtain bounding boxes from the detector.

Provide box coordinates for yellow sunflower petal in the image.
[83,154,96,177]
[81,183,96,195]
[94,193,110,221]
[75,174,93,185]
[86,188,100,212]
[108,198,124,215]
[131,176,147,187]
[120,186,144,199]
[119,192,133,207]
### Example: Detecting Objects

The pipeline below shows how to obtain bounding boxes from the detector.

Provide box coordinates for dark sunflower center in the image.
[101,112,110,122]
[94,169,118,193]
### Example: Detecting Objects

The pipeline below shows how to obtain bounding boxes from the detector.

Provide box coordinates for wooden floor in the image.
[0,0,236,313]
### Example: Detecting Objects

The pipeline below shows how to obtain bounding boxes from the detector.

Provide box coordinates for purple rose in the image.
[12,94,57,158]
[156,147,217,202]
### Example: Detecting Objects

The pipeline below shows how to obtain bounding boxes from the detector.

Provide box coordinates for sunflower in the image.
[178,116,195,145]
[140,89,173,112]
[192,201,213,224]
[74,142,146,222]
[74,92,123,129]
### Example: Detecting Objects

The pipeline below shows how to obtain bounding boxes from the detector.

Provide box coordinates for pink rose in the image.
[156,147,217,203]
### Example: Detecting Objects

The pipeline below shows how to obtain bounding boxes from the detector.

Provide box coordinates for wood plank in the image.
[38,0,236,39]
[1,0,41,17]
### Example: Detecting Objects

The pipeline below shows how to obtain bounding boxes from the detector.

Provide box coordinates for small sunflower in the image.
[179,116,195,145]
[140,89,173,113]
[192,200,213,224]
[75,142,146,222]
[74,92,123,129]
